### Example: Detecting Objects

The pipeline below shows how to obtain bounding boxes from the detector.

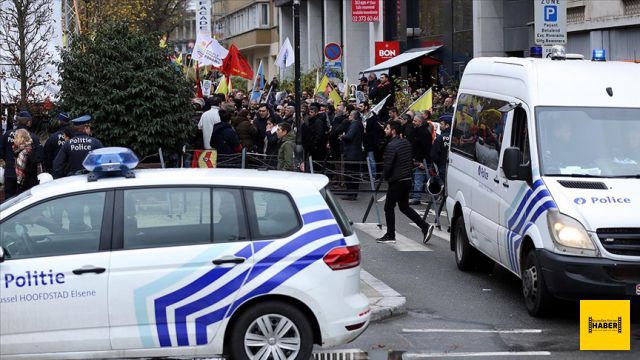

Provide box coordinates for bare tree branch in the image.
[0,0,55,105]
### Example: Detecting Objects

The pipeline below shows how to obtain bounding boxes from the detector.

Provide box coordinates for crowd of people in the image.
[189,72,455,241]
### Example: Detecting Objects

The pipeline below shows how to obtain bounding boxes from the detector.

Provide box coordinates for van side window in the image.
[245,190,301,239]
[0,192,106,259]
[123,188,211,249]
[511,107,531,165]
[451,93,508,170]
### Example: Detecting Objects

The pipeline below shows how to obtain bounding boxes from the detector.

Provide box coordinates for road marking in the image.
[404,351,551,358]
[353,223,432,252]
[403,328,543,334]
[416,208,447,219]
[409,223,450,242]
[377,195,386,202]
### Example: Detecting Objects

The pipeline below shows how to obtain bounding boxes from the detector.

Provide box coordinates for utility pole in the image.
[293,0,304,169]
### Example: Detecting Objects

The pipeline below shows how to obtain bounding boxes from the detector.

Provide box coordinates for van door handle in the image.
[212,257,246,265]
[502,182,510,188]
[72,266,106,275]
[493,177,500,184]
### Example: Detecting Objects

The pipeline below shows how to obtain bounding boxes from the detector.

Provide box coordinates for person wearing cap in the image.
[52,115,103,178]
[43,112,71,173]
[0,111,43,200]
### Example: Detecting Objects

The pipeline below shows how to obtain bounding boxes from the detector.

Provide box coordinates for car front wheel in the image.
[229,301,313,360]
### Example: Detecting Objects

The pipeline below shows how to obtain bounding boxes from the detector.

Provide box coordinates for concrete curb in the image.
[360,270,406,322]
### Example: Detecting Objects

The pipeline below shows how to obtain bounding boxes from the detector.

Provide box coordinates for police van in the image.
[0,148,370,359]
[446,48,640,316]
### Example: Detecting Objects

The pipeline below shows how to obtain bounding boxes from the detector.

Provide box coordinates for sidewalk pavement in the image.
[360,270,406,322]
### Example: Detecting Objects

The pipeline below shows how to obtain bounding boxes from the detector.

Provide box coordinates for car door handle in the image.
[493,177,500,184]
[502,182,510,188]
[212,257,246,265]
[72,266,106,275]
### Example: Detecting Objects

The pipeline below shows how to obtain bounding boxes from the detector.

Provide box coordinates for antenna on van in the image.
[497,102,521,113]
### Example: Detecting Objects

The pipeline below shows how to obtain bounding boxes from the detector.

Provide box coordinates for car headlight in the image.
[547,211,598,256]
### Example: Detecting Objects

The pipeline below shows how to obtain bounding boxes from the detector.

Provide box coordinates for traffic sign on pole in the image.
[535,0,566,45]
[324,43,342,61]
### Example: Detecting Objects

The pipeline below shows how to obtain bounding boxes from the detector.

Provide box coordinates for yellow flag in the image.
[329,88,342,105]
[215,75,228,94]
[315,75,329,95]
[408,88,433,112]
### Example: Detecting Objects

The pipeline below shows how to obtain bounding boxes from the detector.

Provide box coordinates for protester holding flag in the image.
[374,73,395,123]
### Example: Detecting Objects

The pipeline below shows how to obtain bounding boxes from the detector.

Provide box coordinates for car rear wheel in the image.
[454,217,478,271]
[229,301,313,360]
[522,250,554,317]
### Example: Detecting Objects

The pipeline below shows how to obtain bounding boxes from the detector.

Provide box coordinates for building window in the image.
[260,3,269,26]
[567,6,585,23]
[219,3,270,38]
[623,0,640,15]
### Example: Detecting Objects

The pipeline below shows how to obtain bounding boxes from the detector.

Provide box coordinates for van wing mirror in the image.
[0,246,5,263]
[502,147,528,181]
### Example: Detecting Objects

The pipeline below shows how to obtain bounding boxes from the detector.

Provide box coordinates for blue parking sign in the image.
[544,5,557,22]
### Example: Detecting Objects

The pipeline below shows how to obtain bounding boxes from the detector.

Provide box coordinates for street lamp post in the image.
[293,0,304,168]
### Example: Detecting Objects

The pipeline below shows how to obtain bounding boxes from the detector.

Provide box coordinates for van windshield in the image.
[536,107,640,178]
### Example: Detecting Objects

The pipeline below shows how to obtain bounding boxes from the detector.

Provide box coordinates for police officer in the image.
[43,112,71,173]
[52,115,103,178]
[0,111,43,200]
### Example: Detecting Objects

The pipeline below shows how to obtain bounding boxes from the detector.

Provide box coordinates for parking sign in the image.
[535,0,566,45]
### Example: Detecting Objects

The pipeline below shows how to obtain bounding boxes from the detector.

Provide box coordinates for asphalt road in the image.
[323,194,640,359]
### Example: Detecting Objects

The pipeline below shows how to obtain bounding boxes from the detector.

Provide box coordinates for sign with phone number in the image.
[352,0,379,22]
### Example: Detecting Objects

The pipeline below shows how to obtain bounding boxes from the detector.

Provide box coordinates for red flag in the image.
[221,44,254,80]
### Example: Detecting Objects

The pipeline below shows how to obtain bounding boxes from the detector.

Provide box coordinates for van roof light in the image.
[530,46,543,58]
[592,49,606,61]
[549,45,566,60]
[82,147,139,182]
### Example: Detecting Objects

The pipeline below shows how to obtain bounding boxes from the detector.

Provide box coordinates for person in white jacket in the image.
[198,97,221,149]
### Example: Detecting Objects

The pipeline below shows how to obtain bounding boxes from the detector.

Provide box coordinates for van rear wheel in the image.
[522,250,554,317]
[454,217,478,271]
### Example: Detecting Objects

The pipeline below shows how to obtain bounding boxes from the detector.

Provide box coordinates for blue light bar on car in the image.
[592,49,606,61]
[83,147,139,172]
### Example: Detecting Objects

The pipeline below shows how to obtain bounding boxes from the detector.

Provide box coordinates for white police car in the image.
[0,147,370,359]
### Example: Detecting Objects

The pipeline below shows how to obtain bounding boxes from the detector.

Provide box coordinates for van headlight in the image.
[547,211,598,257]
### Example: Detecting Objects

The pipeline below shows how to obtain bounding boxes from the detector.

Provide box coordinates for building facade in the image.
[275,0,471,88]
[213,0,280,83]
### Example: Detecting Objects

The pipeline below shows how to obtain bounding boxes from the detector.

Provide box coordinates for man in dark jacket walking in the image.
[377,121,434,244]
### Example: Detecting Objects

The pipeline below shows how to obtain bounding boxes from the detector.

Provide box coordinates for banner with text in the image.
[196,0,212,37]
[352,0,380,22]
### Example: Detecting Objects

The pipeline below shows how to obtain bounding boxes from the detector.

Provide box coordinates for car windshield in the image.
[536,106,640,177]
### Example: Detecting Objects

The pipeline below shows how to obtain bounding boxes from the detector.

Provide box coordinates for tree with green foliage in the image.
[58,22,194,158]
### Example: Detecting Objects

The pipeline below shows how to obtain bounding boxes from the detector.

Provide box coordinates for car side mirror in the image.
[502,147,531,183]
